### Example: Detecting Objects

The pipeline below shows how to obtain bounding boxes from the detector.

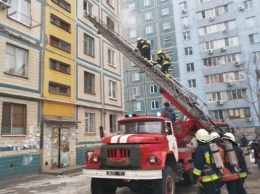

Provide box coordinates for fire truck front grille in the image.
[100,144,141,169]
[107,149,130,159]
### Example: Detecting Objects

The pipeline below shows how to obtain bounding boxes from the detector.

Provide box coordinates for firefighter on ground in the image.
[222,132,248,194]
[193,129,221,194]
[134,37,151,60]
[152,49,171,78]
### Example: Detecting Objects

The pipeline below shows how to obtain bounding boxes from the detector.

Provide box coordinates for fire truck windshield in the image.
[119,121,163,134]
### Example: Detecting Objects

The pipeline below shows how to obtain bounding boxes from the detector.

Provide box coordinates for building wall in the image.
[173,0,260,133]
[0,0,43,180]
[121,0,180,116]
[75,0,124,150]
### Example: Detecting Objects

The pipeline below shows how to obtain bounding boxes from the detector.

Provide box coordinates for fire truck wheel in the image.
[152,166,175,194]
[91,178,117,194]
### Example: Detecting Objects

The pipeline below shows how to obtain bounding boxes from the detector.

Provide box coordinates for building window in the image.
[128,3,135,11]
[52,0,71,12]
[243,0,253,10]
[188,79,196,88]
[253,51,260,63]
[179,2,187,11]
[107,0,115,8]
[84,72,95,94]
[183,31,191,40]
[203,53,241,67]
[49,82,71,96]
[199,0,213,3]
[199,20,236,36]
[133,86,140,96]
[212,110,225,120]
[50,36,71,52]
[164,36,172,45]
[49,58,71,74]
[181,17,189,26]
[207,91,226,102]
[227,89,247,100]
[85,113,95,133]
[5,43,28,77]
[161,7,169,16]
[50,14,71,32]
[130,29,137,38]
[229,108,250,119]
[144,0,151,6]
[134,102,141,111]
[84,0,93,14]
[84,34,95,56]
[223,71,245,82]
[186,63,194,72]
[163,22,170,30]
[108,49,116,67]
[107,17,115,30]
[145,26,153,34]
[201,36,239,51]
[130,16,136,25]
[150,85,158,94]
[1,103,26,135]
[145,12,152,20]
[249,34,260,44]
[109,114,117,133]
[184,47,193,55]
[256,70,260,80]
[132,72,140,81]
[205,74,225,85]
[109,81,117,99]
[246,17,256,27]
[8,0,31,26]
[151,100,159,110]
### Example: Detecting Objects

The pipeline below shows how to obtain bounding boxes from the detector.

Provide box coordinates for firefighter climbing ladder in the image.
[85,13,224,133]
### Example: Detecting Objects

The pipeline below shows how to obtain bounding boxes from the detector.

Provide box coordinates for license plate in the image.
[106,171,125,176]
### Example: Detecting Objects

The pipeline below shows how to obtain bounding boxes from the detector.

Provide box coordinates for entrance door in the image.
[52,128,70,168]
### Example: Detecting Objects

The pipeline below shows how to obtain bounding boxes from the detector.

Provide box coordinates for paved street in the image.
[0,165,259,194]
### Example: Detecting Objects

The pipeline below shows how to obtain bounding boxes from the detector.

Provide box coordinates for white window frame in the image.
[151,100,159,110]
[5,43,28,77]
[188,79,196,88]
[134,102,141,111]
[246,17,256,27]
[130,16,136,25]
[184,47,193,55]
[128,3,135,11]
[133,86,140,96]
[181,17,189,26]
[163,22,171,30]
[8,0,31,26]
[108,49,116,67]
[132,72,140,81]
[145,12,152,20]
[164,36,172,45]
[85,112,95,133]
[161,7,169,16]
[109,81,117,99]
[150,85,158,94]
[84,0,93,15]
[145,26,153,34]
[243,0,253,10]
[253,51,260,63]
[186,63,194,72]
[179,2,187,11]
[183,31,191,40]
[144,0,151,7]
[249,34,260,44]
[129,29,137,38]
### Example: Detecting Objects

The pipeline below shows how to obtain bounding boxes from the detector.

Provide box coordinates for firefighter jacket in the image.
[233,143,248,179]
[156,53,171,66]
[136,39,150,51]
[193,142,220,184]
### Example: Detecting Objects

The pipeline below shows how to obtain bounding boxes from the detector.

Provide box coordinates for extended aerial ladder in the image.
[85,13,224,140]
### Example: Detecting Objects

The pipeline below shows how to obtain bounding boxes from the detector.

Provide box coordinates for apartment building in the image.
[75,0,124,164]
[0,0,42,180]
[121,0,180,116]
[41,0,77,171]
[173,0,260,134]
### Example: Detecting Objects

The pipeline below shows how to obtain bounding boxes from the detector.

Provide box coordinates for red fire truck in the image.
[82,14,229,194]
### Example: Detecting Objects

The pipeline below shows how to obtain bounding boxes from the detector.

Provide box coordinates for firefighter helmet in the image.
[157,49,163,55]
[137,37,142,41]
[209,132,220,142]
[195,129,209,143]
[223,132,235,142]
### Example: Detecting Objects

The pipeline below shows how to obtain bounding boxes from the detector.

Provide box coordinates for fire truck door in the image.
[166,121,179,161]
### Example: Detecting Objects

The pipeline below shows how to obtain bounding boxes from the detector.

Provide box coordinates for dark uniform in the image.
[193,142,221,194]
[135,39,151,60]
[155,51,171,77]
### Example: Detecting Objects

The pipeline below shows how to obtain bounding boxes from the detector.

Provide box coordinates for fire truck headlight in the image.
[92,155,99,163]
[149,155,157,164]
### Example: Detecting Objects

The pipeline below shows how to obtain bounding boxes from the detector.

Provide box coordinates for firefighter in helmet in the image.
[193,129,221,194]
[153,49,171,78]
[134,37,151,60]
[222,132,248,194]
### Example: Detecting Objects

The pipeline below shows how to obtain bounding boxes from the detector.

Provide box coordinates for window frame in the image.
[150,85,158,94]
[84,33,95,57]
[108,49,116,67]
[8,0,31,26]
[151,100,159,110]
[52,0,71,12]
[109,80,117,99]
[85,112,95,133]
[49,81,71,96]
[49,58,71,74]
[84,71,95,94]
[50,36,71,53]
[50,14,71,32]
